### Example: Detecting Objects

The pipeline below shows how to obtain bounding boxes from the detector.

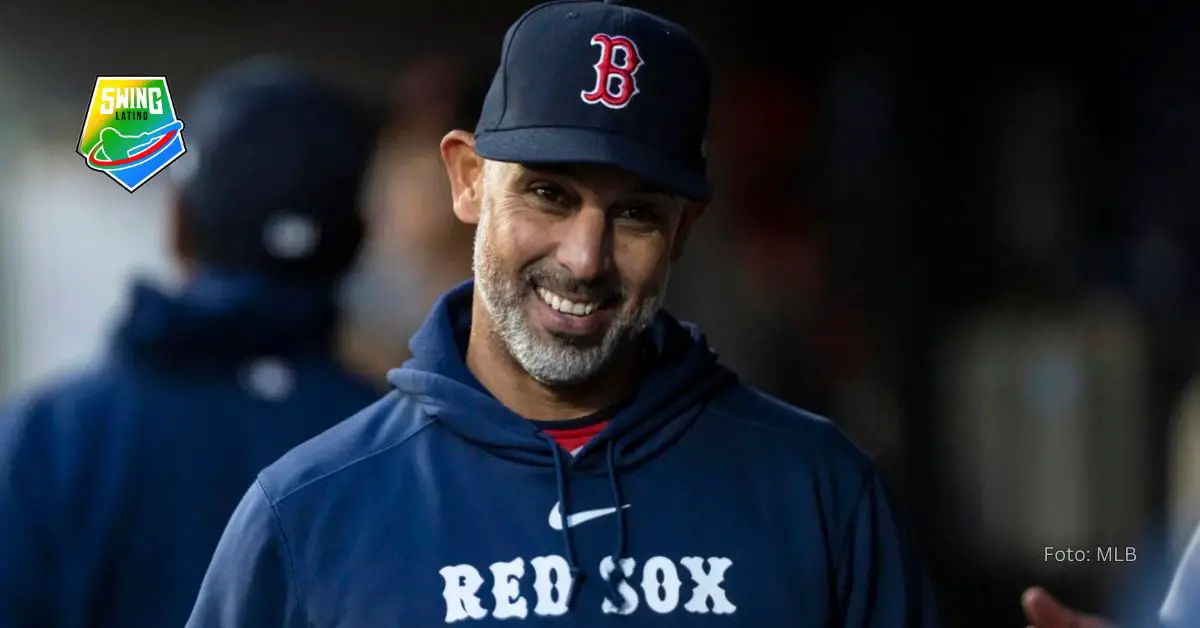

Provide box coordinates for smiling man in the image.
[185,1,939,626]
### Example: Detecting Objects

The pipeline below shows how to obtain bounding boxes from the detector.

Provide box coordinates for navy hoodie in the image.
[0,271,383,628]
[186,280,939,627]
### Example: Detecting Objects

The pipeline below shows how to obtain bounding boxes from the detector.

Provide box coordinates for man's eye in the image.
[532,185,569,206]
[618,206,659,224]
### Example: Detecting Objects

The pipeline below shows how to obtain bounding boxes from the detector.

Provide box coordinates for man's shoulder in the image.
[1,363,126,439]
[0,363,139,504]
[704,383,874,470]
[255,390,436,506]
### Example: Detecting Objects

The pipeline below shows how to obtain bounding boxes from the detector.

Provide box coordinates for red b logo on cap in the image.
[581,34,644,109]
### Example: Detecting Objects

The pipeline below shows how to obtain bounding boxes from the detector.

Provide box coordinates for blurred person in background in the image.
[185,1,937,626]
[0,59,383,628]
[337,54,483,380]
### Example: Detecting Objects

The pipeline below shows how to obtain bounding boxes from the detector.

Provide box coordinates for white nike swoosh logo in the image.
[548,501,631,531]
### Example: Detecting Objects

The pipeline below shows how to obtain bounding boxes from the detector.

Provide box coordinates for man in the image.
[186,2,939,626]
[1023,522,1200,627]
[0,59,383,628]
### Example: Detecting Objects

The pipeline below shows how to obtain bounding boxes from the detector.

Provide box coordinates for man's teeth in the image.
[536,287,601,316]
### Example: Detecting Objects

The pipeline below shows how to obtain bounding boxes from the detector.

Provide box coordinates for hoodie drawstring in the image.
[538,435,631,612]
[605,440,628,609]
[541,434,586,608]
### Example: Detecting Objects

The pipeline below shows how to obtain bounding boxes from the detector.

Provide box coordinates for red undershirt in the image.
[528,392,632,455]
[538,420,610,455]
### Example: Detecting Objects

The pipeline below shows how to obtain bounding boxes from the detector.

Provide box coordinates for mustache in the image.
[522,265,624,302]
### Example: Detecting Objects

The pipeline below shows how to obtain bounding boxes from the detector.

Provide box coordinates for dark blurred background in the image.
[2,1,1199,626]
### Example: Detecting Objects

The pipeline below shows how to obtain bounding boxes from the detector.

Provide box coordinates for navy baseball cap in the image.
[174,58,378,279]
[474,0,711,201]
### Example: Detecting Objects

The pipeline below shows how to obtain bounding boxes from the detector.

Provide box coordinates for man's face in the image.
[473,160,694,386]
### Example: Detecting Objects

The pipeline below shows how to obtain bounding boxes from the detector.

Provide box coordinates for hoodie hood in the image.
[388,280,735,473]
[114,268,342,361]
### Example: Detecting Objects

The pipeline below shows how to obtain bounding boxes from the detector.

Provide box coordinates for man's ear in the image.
[670,201,707,262]
[440,130,485,226]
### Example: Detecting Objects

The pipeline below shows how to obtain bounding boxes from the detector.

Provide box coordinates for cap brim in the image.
[474,127,710,202]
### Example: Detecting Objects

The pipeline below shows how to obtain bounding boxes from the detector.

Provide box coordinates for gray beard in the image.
[471,207,667,386]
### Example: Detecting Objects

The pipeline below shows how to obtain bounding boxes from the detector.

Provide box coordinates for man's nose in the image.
[555,206,610,281]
